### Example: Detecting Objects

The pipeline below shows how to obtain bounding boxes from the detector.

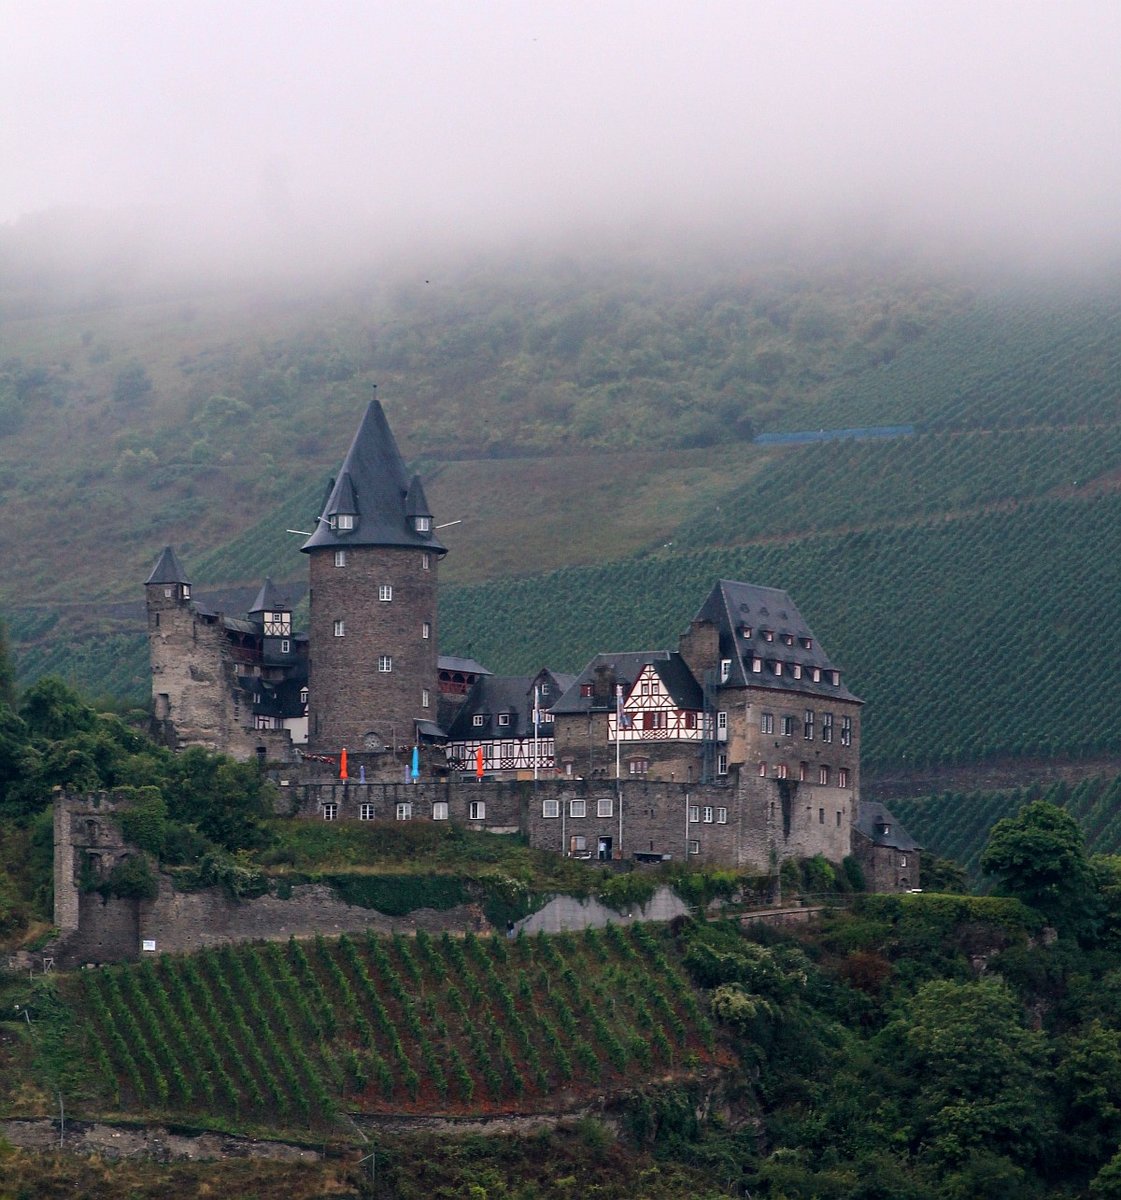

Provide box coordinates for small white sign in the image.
[142,940,156,952]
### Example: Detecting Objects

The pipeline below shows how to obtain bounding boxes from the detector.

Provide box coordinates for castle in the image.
[144,398,917,888]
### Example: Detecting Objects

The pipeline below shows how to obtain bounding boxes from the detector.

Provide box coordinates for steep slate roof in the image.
[446,674,553,740]
[438,655,493,676]
[145,546,190,586]
[301,399,448,555]
[649,655,705,710]
[854,801,921,851]
[248,577,290,615]
[693,579,861,703]
[550,650,674,715]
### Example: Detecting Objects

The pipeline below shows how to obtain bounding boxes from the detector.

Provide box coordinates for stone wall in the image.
[852,834,921,893]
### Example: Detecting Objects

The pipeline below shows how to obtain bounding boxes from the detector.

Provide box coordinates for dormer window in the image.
[831,670,841,686]
[782,633,794,646]
[763,629,774,642]
[580,683,594,698]
[299,687,309,706]
[752,657,763,673]
[799,636,813,650]
[792,663,803,679]
[742,626,752,638]
[472,714,485,727]
[498,713,510,726]
[181,584,191,599]
[414,515,431,533]
[720,659,731,682]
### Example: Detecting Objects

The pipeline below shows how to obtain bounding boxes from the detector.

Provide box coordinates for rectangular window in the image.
[359,803,375,821]
[416,516,431,532]
[780,714,795,736]
[720,658,732,682]
[838,768,850,788]
[822,713,834,744]
[396,802,412,821]
[570,835,587,853]
[804,710,815,740]
[498,713,510,726]
[336,513,354,530]
[775,763,788,779]
[752,658,763,673]
[819,765,830,786]
[841,715,852,747]
[792,663,802,678]
[422,621,431,639]
[819,807,825,824]
[280,638,290,654]
[628,758,648,776]
[812,667,822,682]
[421,552,430,570]
[501,742,513,758]
[832,671,841,686]
[597,797,613,817]
[799,761,808,782]
[469,801,486,820]
[900,855,907,868]
[763,629,774,642]
[760,712,774,734]
[836,810,843,826]
[334,549,347,567]
[688,839,700,855]
[432,802,449,820]
[703,806,714,823]
[569,799,586,817]
[472,714,484,726]
[378,656,393,672]
[717,711,728,730]
[421,689,430,709]
[717,753,728,775]
[543,798,559,818]
[758,761,766,776]
[717,807,728,824]
[689,805,700,823]
[322,803,338,821]
[580,683,594,698]
[379,584,393,602]
[333,619,345,637]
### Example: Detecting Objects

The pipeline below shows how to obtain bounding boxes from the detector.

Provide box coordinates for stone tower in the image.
[301,399,447,756]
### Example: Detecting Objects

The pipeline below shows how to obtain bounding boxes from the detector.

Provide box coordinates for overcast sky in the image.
[3,0,1120,269]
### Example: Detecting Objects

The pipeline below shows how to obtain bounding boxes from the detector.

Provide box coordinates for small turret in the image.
[145,545,191,603]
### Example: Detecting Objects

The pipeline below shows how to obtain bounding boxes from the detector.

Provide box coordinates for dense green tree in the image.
[0,617,16,709]
[979,800,1099,937]
[165,747,273,852]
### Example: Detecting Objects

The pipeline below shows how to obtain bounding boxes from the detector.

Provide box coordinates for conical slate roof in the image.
[145,546,190,586]
[301,400,447,555]
[248,577,289,614]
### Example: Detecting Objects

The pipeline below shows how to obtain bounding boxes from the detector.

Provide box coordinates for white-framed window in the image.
[421,689,430,709]
[432,802,449,820]
[774,660,783,676]
[359,803,375,820]
[501,742,513,758]
[781,715,796,736]
[822,713,833,744]
[569,799,586,818]
[570,835,587,853]
[717,807,728,824]
[804,710,815,740]
[832,671,841,686]
[333,619,345,637]
[689,804,700,823]
[421,552,430,570]
[164,586,173,597]
[336,513,354,530]
[498,713,510,726]
[415,516,431,532]
[799,761,808,782]
[800,637,813,650]
[717,711,728,731]
[628,758,648,776]
[763,629,774,642]
[563,761,574,777]
[775,763,788,779]
[299,687,309,706]
[334,549,347,567]
[422,622,431,640]
[757,761,766,777]
[761,712,774,734]
[900,855,907,868]
[597,797,613,817]
[396,802,412,821]
[688,839,700,855]
[782,633,794,646]
[819,765,830,785]
[838,767,850,788]
[473,714,485,727]
[812,667,822,682]
[717,753,728,775]
[379,584,393,602]
[841,715,852,746]
[703,806,714,823]
[720,658,732,682]
[323,803,338,821]
[378,656,392,672]
[469,801,486,820]
[280,639,290,654]
[752,657,763,673]
[543,798,559,818]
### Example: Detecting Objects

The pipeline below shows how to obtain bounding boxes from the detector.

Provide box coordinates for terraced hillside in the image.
[68,924,716,1124]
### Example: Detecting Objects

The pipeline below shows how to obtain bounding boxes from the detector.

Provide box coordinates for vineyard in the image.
[892,773,1121,878]
[72,924,716,1124]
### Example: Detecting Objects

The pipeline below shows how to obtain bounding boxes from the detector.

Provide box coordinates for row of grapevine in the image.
[75,923,714,1124]
[892,772,1121,877]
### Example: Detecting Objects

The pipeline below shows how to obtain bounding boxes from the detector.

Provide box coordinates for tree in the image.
[979,800,1098,938]
[0,617,16,709]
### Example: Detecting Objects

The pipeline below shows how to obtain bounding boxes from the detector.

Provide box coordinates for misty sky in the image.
[3,0,1120,266]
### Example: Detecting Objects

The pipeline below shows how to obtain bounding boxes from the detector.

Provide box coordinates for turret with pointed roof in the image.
[303,398,444,760]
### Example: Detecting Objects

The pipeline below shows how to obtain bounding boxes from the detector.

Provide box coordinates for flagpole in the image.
[533,685,540,782]
[615,684,622,782]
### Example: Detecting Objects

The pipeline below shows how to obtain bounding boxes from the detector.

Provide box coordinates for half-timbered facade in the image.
[445,668,576,779]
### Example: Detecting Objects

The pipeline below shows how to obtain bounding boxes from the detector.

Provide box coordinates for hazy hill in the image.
[4,240,1121,776]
